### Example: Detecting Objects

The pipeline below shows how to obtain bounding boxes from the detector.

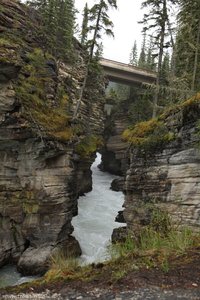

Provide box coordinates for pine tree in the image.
[146,36,155,70]
[175,0,200,92]
[138,33,146,68]
[27,0,76,60]
[59,0,75,57]
[80,2,89,46]
[88,0,117,59]
[160,52,170,86]
[73,0,118,119]
[140,0,176,117]
[129,41,138,66]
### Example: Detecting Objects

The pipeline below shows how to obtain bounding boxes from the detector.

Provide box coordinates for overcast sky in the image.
[75,0,144,64]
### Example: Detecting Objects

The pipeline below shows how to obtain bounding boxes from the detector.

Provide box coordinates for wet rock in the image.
[110,178,125,192]
[115,210,125,223]
[100,113,129,176]
[17,246,52,276]
[17,237,82,276]
[112,226,127,243]
[0,63,21,82]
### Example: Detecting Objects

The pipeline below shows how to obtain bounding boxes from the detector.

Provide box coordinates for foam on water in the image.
[72,153,125,264]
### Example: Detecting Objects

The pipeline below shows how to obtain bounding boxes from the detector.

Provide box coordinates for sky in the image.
[75,0,144,64]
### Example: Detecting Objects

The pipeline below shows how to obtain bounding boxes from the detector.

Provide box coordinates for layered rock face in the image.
[100,112,129,176]
[0,0,105,274]
[124,97,200,233]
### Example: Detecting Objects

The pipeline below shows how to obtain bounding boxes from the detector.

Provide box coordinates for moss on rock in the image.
[75,135,103,158]
[15,48,73,141]
[122,93,200,150]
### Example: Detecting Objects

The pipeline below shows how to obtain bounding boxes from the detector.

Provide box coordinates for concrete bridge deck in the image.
[100,58,156,86]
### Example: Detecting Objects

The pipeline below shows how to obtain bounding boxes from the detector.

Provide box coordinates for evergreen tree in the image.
[175,0,200,91]
[140,0,176,117]
[138,33,146,68]
[146,36,155,70]
[160,52,170,85]
[59,0,75,57]
[129,41,138,66]
[87,0,117,59]
[27,0,76,60]
[81,2,89,46]
[73,0,118,119]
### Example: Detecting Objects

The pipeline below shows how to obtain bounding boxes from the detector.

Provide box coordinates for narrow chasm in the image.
[72,153,126,265]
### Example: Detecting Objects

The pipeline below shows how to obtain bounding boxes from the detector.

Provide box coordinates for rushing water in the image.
[0,153,125,287]
[0,265,38,289]
[72,152,125,264]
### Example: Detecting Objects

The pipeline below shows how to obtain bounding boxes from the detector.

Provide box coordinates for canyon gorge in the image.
[0,0,200,282]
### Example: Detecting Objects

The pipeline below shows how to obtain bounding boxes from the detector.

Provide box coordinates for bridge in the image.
[100,58,156,86]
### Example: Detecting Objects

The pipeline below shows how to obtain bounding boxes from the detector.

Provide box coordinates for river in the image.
[0,153,125,287]
[72,152,125,264]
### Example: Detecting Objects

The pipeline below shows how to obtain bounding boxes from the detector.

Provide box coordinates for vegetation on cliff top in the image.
[75,135,103,158]
[122,93,200,148]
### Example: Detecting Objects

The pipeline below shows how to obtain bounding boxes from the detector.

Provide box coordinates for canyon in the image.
[0,0,200,281]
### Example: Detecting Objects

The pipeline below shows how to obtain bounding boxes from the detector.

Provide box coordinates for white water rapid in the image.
[0,153,125,287]
[72,152,125,264]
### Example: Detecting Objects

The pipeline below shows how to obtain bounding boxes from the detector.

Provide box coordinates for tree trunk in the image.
[73,1,103,120]
[191,18,200,92]
[152,0,167,118]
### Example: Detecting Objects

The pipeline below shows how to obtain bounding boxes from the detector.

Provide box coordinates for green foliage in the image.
[15,48,73,141]
[27,0,76,61]
[80,3,89,46]
[87,0,117,59]
[175,0,200,91]
[0,35,22,64]
[76,135,103,157]
[139,0,178,116]
[138,33,147,68]
[122,118,175,149]
[0,37,15,47]
[129,40,138,66]
[123,92,200,149]
[45,251,80,282]
[111,208,200,272]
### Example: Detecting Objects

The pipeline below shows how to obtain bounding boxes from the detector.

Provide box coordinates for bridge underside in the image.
[100,59,156,86]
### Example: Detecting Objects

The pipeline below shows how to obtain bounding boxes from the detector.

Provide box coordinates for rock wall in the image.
[0,0,105,274]
[100,112,129,176]
[123,97,200,234]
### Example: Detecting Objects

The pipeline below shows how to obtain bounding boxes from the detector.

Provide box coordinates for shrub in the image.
[76,135,103,157]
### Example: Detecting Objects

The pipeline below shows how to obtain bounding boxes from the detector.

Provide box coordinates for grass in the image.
[5,220,200,295]
[38,209,200,285]
[110,222,199,274]
[45,253,80,282]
